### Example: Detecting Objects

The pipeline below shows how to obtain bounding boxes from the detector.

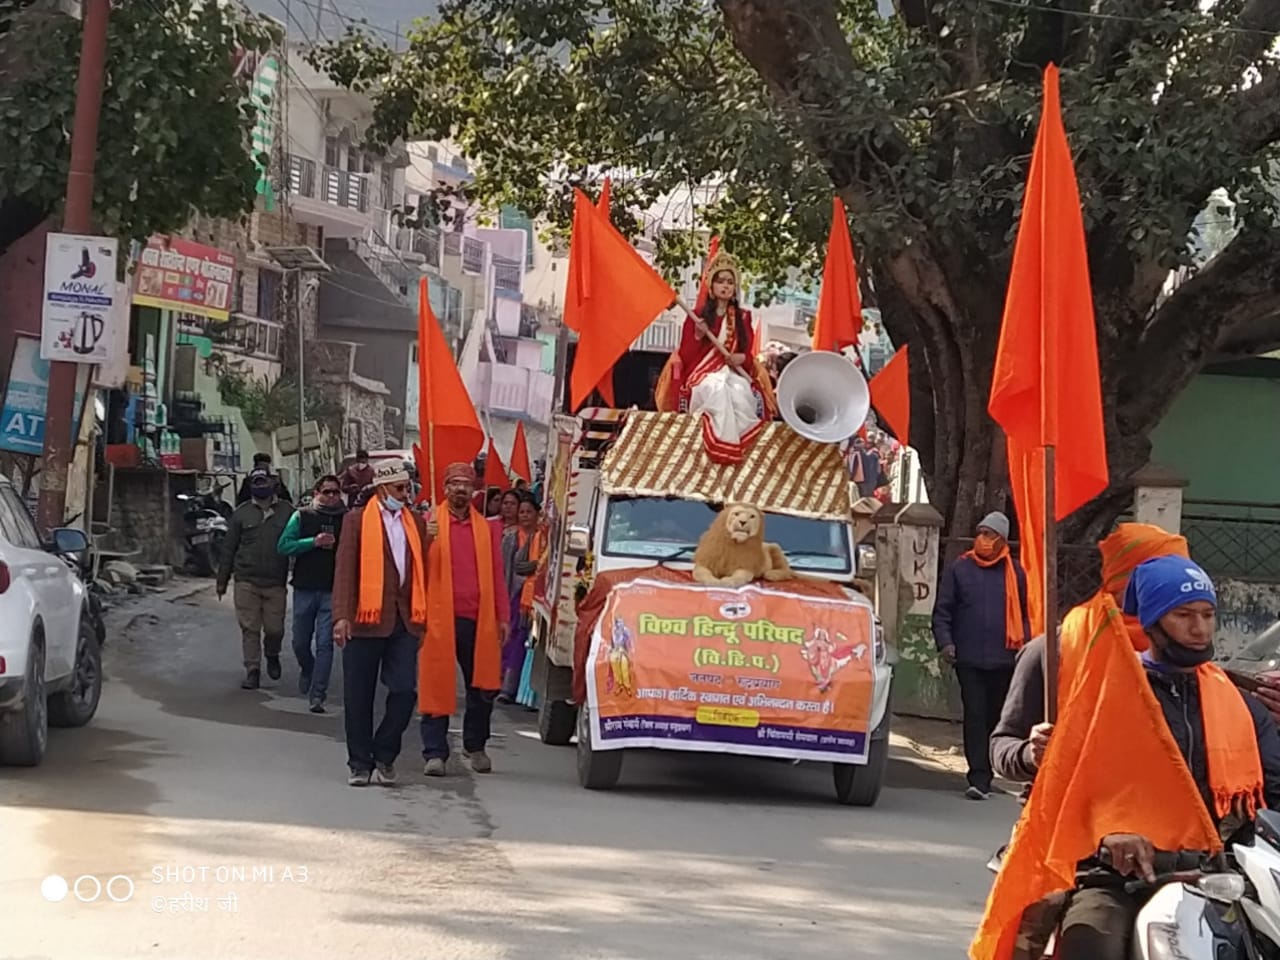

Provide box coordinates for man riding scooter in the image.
[973,556,1280,960]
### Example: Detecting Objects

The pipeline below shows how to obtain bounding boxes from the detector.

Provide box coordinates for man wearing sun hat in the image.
[331,458,431,787]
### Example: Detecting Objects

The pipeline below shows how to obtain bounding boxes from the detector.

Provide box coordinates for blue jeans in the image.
[342,618,418,772]
[291,589,334,701]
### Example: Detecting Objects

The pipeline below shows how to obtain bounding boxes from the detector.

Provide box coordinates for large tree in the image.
[0,0,279,255]
[312,0,1280,541]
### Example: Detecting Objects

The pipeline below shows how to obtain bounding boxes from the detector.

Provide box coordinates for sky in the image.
[244,0,441,47]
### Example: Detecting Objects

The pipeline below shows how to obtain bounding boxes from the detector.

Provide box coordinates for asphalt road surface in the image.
[0,582,1015,960]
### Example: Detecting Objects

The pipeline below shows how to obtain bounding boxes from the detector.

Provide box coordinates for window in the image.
[257,269,281,320]
[601,497,852,574]
[0,487,42,549]
[324,137,340,167]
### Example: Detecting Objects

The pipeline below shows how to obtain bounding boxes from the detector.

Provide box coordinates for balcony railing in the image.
[462,237,485,275]
[413,228,442,270]
[178,312,284,361]
[444,231,463,256]
[493,255,521,292]
[288,155,370,213]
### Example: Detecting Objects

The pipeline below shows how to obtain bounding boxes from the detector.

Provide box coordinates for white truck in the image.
[528,405,893,805]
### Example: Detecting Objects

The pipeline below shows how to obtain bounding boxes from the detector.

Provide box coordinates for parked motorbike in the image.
[55,515,107,647]
[177,482,231,577]
[986,809,1280,958]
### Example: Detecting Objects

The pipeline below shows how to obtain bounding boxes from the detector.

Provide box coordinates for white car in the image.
[0,478,101,766]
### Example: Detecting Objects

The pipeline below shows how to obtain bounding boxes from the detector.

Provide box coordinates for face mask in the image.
[1150,625,1215,668]
[251,486,273,501]
[382,495,403,513]
[973,533,1004,559]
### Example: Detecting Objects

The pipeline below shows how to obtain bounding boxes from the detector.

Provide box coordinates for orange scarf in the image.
[519,528,545,611]
[965,539,1025,650]
[419,508,501,715]
[1199,662,1266,820]
[355,499,427,625]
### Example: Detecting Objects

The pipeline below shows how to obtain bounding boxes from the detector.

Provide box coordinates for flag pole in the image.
[1043,446,1059,722]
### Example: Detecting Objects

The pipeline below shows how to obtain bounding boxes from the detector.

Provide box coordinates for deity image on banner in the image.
[654,249,778,463]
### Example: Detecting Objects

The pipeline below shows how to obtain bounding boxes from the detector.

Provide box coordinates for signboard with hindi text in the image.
[132,237,236,322]
[585,579,875,763]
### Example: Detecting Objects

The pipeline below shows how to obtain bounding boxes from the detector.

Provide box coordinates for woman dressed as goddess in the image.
[653,249,777,463]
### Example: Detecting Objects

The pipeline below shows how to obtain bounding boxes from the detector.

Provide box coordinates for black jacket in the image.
[990,636,1280,816]
[932,555,1031,670]
[217,499,292,591]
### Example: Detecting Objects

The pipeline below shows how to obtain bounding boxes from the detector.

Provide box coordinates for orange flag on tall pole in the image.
[416,277,484,504]
[566,189,676,411]
[812,196,863,355]
[563,179,616,406]
[693,235,720,314]
[482,439,508,492]
[986,64,1108,641]
[869,345,910,444]
[510,421,533,483]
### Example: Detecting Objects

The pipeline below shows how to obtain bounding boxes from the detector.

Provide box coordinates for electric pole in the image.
[37,0,110,534]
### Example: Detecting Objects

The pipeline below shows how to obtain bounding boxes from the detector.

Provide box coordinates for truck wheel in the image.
[0,639,47,767]
[576,706,622,790]
[538,695,578,746]
[48,621,102,728]
[833,726,890,807]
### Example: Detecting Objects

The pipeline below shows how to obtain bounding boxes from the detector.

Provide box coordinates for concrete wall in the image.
[1216,579,1280,660]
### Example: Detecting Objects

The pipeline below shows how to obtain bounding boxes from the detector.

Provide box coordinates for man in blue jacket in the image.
[932,511,1030,800]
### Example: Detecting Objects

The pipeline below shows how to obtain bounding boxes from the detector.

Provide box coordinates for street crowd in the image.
[213,450,546,787]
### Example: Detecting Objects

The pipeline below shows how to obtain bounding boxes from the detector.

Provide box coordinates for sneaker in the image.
[308,698,325,714]
[266,656,282,681]
[423,758,446,777]
[466,750,493,774]
[965,785,990,801]
[241,669,260,690]
[373,763,398,786]
[298,671,312,696]
[348,768,372,787]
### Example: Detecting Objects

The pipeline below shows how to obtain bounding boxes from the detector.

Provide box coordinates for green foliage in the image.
[0,1,280,244]
[216,365,343,438]
[309,0,1280,299]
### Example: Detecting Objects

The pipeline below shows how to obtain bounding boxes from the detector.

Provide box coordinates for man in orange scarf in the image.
[331,460,429,787]
[419,462,510,777]
[991,522,1190,786]
[972,557,1280,960]
[933,511,1030,800]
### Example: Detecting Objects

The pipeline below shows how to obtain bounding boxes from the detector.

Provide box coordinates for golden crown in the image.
[703,248,740,288]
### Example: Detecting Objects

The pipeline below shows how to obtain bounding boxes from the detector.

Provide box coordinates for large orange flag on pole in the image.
[510,421,533,483]
[693,235,720,314]
[416,277,484,504]
[566,189,676,411]
[482,439,508,492]
[563,180,616,406]
[812,196,863,355]
[869,345,910,444]
[987,65,1108,716]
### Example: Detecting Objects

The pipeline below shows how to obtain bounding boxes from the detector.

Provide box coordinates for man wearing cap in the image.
[236,452,292,505]
[331,459,430,787]
[419,462,510,776]
[932,511,1030,799]
[218,468,292,689]
[1022,557,1280,960]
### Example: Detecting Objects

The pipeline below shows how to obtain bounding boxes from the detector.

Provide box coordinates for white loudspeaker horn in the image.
[776,351,871,443]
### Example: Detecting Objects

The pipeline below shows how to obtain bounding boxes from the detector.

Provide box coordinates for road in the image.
[0,581,1015,960]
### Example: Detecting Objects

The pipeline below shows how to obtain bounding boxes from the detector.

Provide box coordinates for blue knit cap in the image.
[1122,555,1217,629]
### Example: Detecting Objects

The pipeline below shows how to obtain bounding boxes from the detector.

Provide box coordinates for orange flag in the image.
[811,196,863,354]
[693,235,720,314]
[510,421,533,483]
[869,345,910,444]
[564,180,616,406]
[416,277,484,504]
[986,64,1108,636]
[969,597,1220,960]
[482,439,508,492]
[566,189,675,411]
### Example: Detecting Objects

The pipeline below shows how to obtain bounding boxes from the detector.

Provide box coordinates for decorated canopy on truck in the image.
[599,412,851,521]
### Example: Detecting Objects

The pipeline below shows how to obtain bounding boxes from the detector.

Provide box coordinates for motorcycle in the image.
[987,808,1280,958]
[56,514,108,647]
[177,482,231,577]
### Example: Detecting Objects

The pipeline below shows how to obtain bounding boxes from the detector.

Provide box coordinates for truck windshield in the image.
[602,496,852,575]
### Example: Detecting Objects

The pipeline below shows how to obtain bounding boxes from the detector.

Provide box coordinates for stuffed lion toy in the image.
[691,503,794,587]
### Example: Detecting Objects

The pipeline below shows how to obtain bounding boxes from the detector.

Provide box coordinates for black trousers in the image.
[954,664,1014,791]
[1058,887,1141,960]
[420,617,497,758]
[342,618,417,772]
